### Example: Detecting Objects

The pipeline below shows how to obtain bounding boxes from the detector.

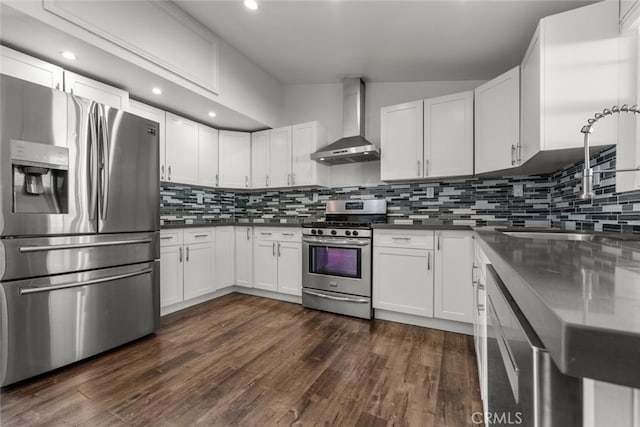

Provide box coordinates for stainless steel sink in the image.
[500,231,597,241]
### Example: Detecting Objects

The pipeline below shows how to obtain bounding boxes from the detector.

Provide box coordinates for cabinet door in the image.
[520,27,542,165]
[475,67,520,174]
[276,241,302,296]
[235,227,253,288]
[198,124,219,188]
[373,247,434,317]
[64,71,129,110]
[251,130,270,188]
[183,242,215,300]
[215,226,235,289]
[160,245,183,307]
[253,239,277,292]
[423,91,474,178]
[219,130,251,189]
[165,113,199,185]
[269,126,292,187]
[380,100,424,181]
[0,45,63,89]
[128,100,166,181]
[434,231,473,323]
[291,121,326,187]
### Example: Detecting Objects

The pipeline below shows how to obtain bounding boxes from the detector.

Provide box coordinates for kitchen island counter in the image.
[475,229,640,388]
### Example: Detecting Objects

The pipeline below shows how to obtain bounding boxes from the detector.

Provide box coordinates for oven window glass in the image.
[309,246,361,279]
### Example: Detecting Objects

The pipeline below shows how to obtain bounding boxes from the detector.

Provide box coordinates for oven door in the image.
[302,236,371,297]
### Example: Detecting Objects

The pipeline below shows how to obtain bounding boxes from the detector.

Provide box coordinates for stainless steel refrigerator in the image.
[0,75,160,387]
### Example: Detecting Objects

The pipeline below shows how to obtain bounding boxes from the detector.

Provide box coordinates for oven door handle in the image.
[302,289,369,304]
[302,237,369,246]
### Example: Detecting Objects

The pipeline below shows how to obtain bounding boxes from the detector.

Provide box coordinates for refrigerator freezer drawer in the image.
[0,231,159,281]
[0,260,160,386]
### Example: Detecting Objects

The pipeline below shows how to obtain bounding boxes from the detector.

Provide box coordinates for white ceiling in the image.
[173,0,597,84]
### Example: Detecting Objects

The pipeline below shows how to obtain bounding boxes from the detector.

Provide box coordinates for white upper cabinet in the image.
[42,0,219,94]
[269,126,293,188]
[127,100,166,181]
[380,100,424,181]
[474,67,521,174]
[381,92,472,181]
[250,121,328,189]
[291,121,328,187]
[165,113,199,185]
[219,130,251,189]
[63,71,129,110]
[520,1,620,165]
[0,45,63,89]
[197,124,219,188]
[251,130,270,188]
[423,91,474,178]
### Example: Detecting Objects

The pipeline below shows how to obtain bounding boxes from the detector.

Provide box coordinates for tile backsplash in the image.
[160,146,640,233]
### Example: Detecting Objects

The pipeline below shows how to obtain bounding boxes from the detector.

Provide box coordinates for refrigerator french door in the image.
[0,75,160,386]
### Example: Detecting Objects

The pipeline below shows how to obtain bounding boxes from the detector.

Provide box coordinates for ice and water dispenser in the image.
[11,139,69,214]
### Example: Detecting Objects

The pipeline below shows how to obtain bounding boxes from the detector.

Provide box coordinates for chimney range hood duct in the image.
[310,77,380,166]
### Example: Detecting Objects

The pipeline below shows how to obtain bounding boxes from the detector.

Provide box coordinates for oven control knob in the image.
[352,230,359,236]
[331,230,337,235]
[311,229,317,235]
[345,230,351,236]
[317,230,323,235]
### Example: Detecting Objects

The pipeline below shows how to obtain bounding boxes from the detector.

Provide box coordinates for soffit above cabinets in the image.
[0,2,271,131]
[173,0,596,84]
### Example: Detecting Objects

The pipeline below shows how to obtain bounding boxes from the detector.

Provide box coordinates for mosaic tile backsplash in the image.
[160,146,640,233]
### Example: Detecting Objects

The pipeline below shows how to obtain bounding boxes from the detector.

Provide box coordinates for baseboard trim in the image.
[161,287,235,316]
[374,309,473,335]
[233,286,302,304]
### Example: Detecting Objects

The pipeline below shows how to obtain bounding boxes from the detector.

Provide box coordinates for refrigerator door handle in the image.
[19,238,153,253]
[19,268,153,295]
[88,103,99,220]
[98,105,110,221]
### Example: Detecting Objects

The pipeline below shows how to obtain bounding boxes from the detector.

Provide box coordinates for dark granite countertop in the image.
[371,223,473,231]
[161,221,236,229]
[475,228,640,388]
[161,221,303,229]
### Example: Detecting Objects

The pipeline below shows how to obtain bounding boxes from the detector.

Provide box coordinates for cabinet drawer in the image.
[374,229,434,249]
[183,228,215,244]
[160,229,183,247]
[276,229,302,241]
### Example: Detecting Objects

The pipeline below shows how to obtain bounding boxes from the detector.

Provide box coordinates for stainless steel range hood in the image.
[311,77,380,165]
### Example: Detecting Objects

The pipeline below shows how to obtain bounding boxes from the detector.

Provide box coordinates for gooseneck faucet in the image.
[579,105,640,199]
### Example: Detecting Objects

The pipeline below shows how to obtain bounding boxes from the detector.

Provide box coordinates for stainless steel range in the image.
[302,199,386,319]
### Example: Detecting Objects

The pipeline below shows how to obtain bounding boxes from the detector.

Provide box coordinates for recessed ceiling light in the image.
[61,51,76,60]
[208,111,216,118]
[152,87,162,95]
[244,0,258,10]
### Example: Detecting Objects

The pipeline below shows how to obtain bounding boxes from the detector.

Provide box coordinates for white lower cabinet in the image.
[373,229,473,328]
[373,246,434,317]
[472,237,489,413]
[215,226,235,289]
[235,226,253,288]
[160,228,216,309]
[252,228,302,296]
[160,244,184,307]
[183,242,215,300]
[434,231,473,323]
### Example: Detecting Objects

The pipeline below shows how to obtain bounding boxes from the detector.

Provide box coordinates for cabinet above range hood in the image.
[311,77,380,166]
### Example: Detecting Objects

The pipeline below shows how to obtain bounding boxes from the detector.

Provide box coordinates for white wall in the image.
[217,40,283,128]
[281,80,486,187]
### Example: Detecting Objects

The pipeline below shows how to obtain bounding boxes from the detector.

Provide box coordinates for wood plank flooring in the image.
[0,293,483,426]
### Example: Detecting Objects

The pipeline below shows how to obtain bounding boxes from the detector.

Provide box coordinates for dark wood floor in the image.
[0,293,483,426]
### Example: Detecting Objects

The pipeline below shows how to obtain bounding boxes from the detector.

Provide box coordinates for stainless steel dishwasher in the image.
[486,265,582,426]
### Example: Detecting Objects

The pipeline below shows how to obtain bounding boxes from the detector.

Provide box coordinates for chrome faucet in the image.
[579,105,640,199]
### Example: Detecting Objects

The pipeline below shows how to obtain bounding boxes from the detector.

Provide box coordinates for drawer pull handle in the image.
[194,234,209,238]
